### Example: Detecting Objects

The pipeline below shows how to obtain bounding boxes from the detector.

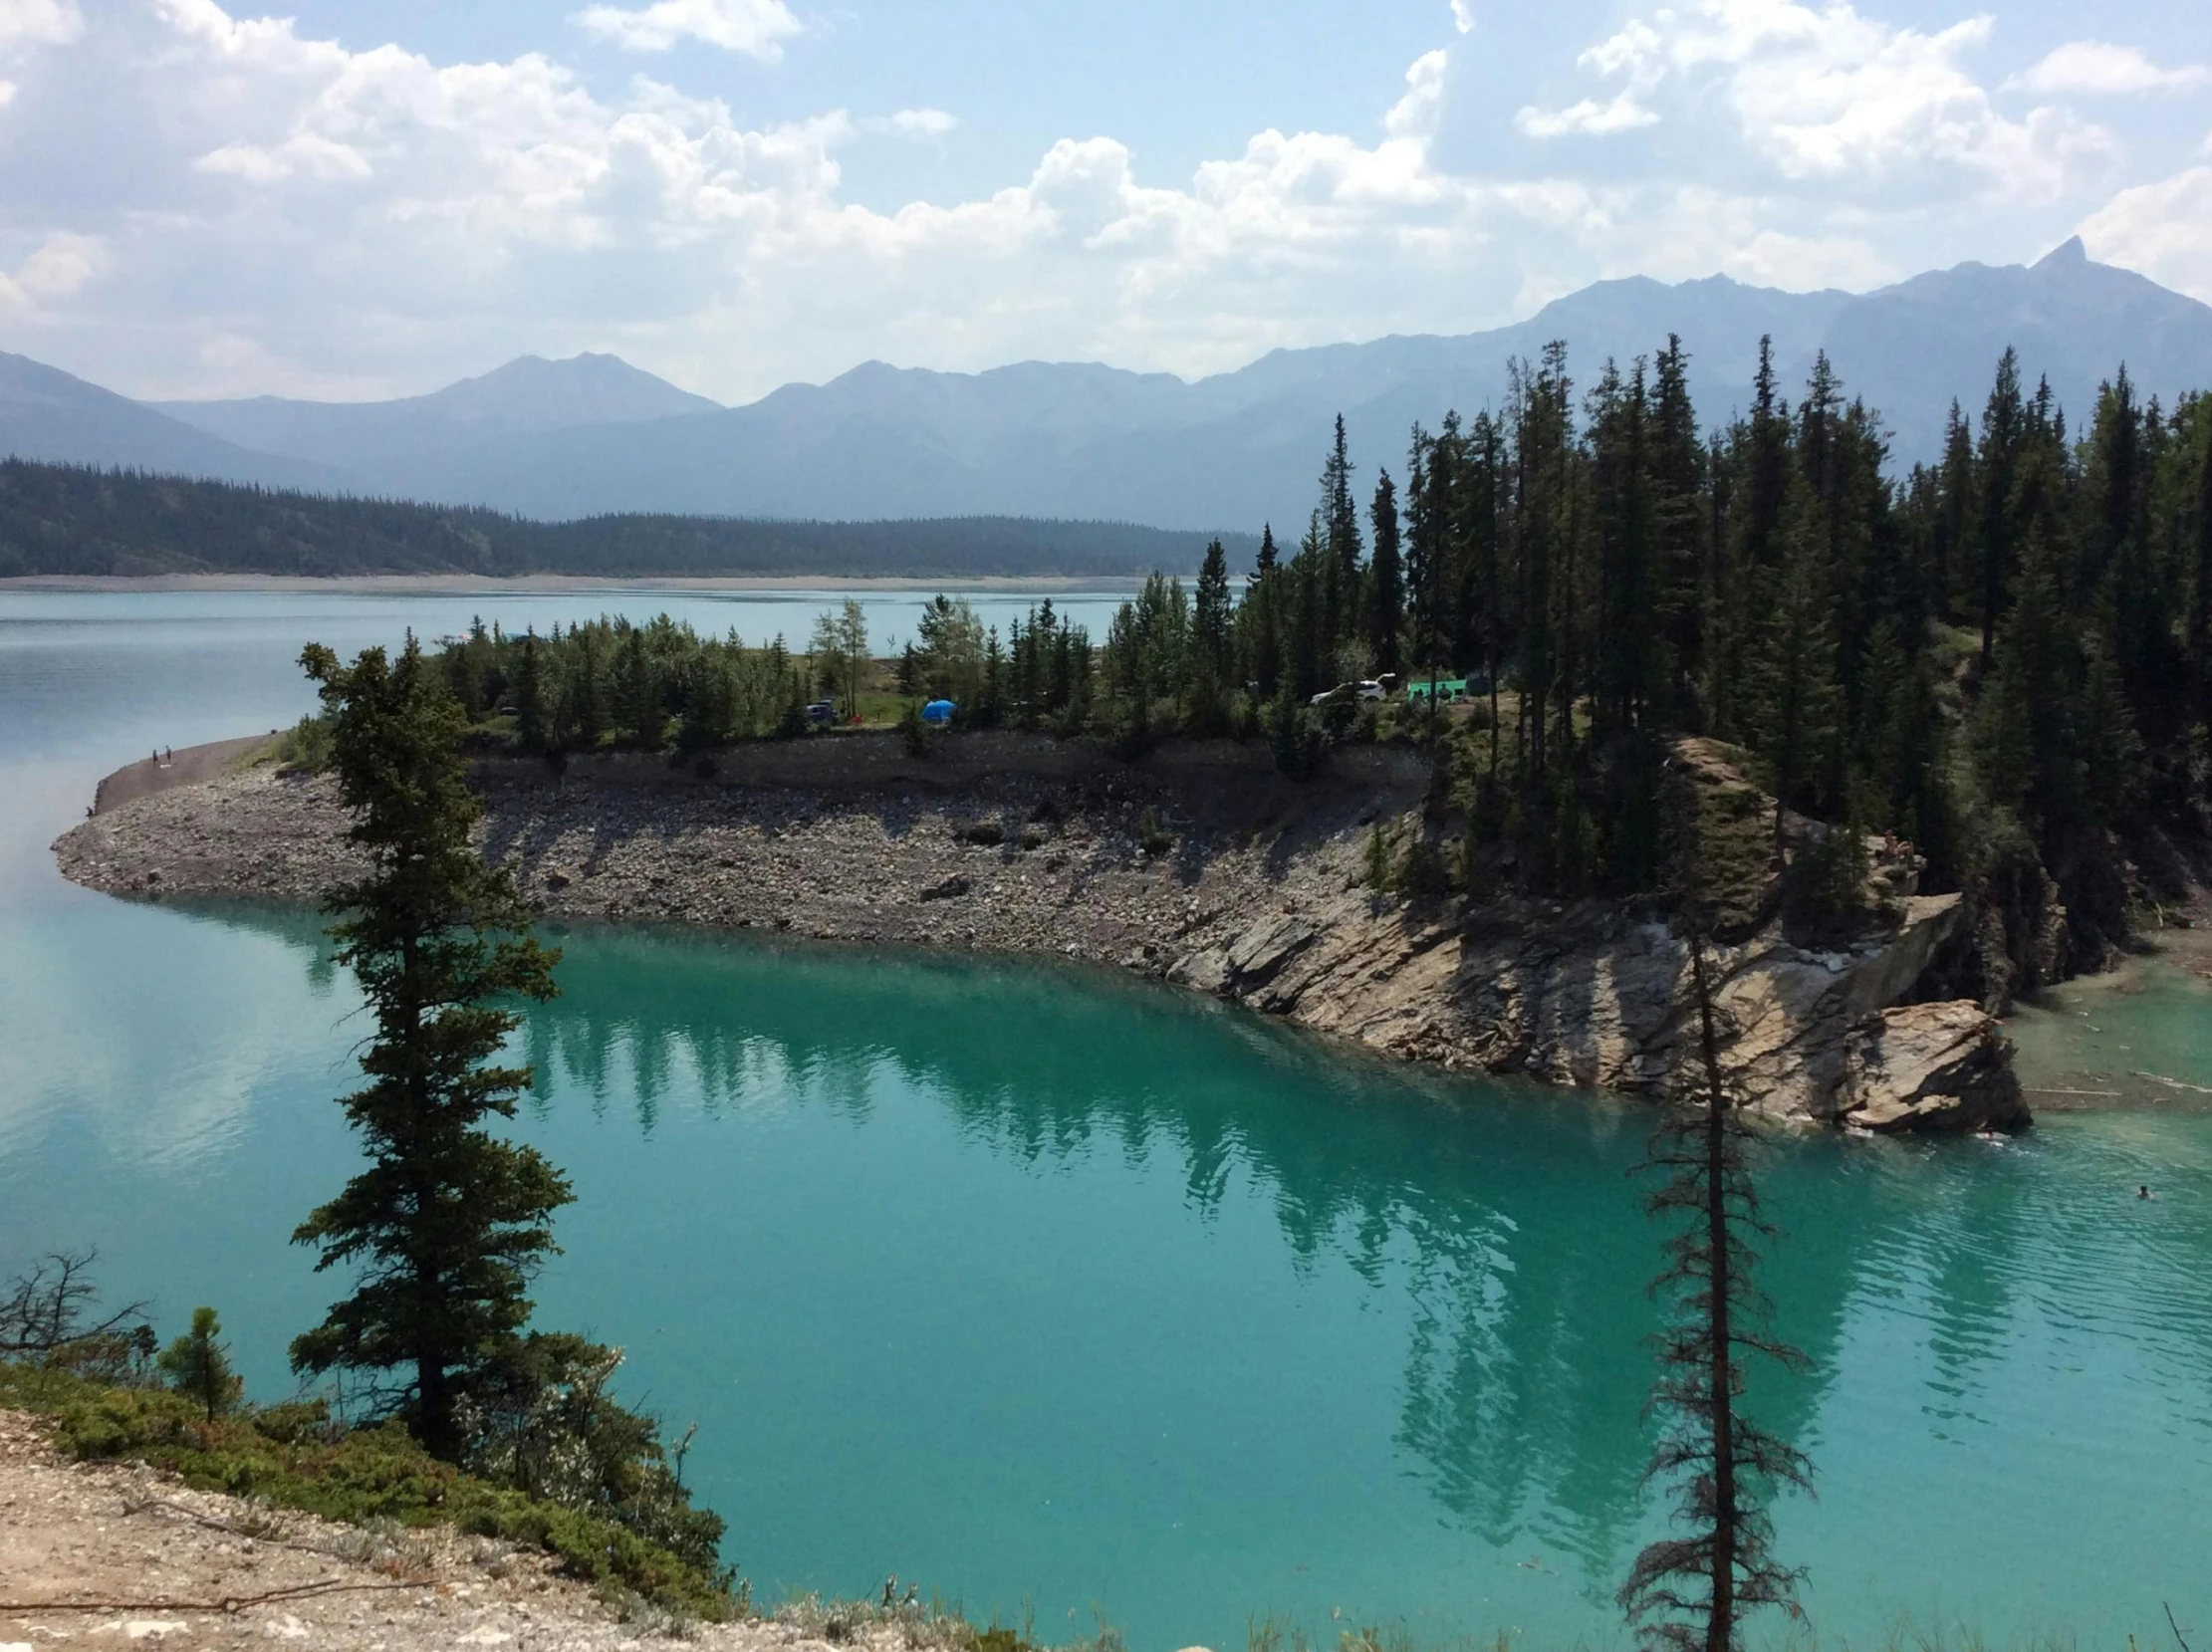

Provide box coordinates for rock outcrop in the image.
[54,730,2027,1131]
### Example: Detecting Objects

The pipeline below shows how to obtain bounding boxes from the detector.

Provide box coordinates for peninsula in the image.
[56,725,2024,1132]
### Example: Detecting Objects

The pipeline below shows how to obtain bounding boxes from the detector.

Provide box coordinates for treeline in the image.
[420,595,1104,752]
[0,459,1249,578]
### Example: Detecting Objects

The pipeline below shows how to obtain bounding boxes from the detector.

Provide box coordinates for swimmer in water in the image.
[2138,1185,2153,1200]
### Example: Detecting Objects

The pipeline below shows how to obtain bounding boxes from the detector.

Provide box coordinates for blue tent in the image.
[921,699,956,725]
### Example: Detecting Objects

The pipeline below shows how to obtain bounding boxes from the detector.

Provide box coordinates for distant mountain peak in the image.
[2037,236,2089,269]
[431,351,719,413]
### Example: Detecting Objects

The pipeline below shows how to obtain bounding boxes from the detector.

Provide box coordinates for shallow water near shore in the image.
[6,591,2212,1651]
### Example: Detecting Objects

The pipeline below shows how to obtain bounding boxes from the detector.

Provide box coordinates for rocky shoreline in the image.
[52,730,2027,1132]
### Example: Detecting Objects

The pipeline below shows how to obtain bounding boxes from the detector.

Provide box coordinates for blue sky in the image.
[1,0,2207,403]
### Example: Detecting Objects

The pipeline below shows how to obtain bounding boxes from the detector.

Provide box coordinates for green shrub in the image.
[273,713,334,775]
[1363,822,1394,891]
[897,700,931,758]
[0,1365,733,1618]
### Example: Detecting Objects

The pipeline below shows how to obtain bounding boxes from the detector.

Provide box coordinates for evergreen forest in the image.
[413,336,2212,998]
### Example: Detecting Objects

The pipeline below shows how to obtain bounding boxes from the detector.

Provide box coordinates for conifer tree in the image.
[2191,410,2212,730]
[1193,538,1234,728]
[1650,337,1708,724]
[1195,539,1232,672]
[1321,414,1361,649]
[1367,468,1404,677]
[159,1305,243,1423]
[1974,349,2027,671]
[290,639,567,1458]
[564,626,607,749]
[1403,428,1443,689]
[1619,903,1810,1652]
[514,629,549,755]
[619,625,658,749]
[1746,530,1842,845]
[1932,400,1975,619]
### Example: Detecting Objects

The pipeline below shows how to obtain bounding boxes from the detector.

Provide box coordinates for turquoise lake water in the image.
[4,590,2212,1651]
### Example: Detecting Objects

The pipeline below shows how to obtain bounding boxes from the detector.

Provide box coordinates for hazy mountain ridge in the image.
[3,242,2209,538]
[149,353,722,479]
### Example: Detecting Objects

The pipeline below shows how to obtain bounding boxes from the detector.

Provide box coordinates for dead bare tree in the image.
[0,1249,153,1375]
[1618,936,1813,1652]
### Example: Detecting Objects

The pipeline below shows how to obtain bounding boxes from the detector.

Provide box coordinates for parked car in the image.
[1309,680,1385,706]
[806,699,837,724]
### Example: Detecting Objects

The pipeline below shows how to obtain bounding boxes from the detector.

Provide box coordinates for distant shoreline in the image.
[0,573,1153,594]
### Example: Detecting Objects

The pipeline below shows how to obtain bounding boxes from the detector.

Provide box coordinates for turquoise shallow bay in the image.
[4,590,2211,1651]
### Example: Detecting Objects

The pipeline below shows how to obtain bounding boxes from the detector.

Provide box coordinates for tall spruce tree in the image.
[1974,349,2027,671]
[1321,414,1361,653]
[290,639,567,1457]
[619,625,658,749]
[514,629,550,755]
[1367,468,1404,677]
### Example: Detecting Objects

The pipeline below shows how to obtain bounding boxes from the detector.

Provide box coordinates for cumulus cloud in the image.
[2079,165,2212,301]
[571,0,800,57]
[1449,0,1474,36]
[1384,50,1449,141]
[0,0,2186,403]
[0,230,108,308]
[1719,229,1898,291]
[1517,0,2115,199]
[2007,40,2211,97]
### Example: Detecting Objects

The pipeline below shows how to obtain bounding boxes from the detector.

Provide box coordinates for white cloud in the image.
[1516,94,1659,137]
[0,0,79,48]
[1384,49,1449,141]
[2007,40,2211,97]
[1517,0,2115,200]
[1719,229,1898,290]
[871,108,957,138]
[0,230,107,308]
[1449,0,1474,36]
[0,0,2179,404]
[2078,165,2212,302]
[1518,19,1663,136]
[571,0,799,57]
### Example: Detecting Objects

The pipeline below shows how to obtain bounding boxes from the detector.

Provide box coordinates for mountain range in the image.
[6,238,2210,536]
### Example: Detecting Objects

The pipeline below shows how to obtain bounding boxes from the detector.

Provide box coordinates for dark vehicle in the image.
[805,699,838,724]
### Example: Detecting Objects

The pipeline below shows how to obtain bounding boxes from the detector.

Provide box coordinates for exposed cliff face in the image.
[1171,884,2022,1129]
[53,730,2026,1132]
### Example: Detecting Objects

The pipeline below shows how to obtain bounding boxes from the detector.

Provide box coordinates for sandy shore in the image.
[1,574,1153,595]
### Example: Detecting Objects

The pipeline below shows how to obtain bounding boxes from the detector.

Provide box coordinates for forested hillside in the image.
[1176,338,2210,999]
[0,462,1243,579]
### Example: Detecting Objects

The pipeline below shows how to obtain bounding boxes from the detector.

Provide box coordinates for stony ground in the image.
[52,761,1386,974]
[0,1408,929,1652]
